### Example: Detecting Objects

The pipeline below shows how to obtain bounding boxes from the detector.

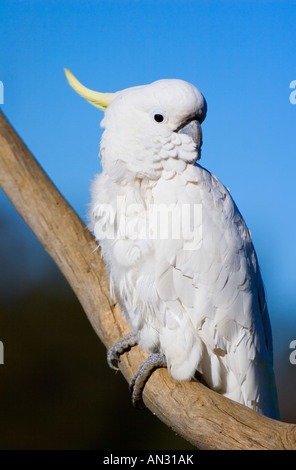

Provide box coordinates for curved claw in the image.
[107,347,121,370]
[106,331,138,371]
[129,352,167,409]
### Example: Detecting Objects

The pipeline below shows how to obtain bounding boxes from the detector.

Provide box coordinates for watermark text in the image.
[0,341,3,364]
[93,199,202,250]
[0,81,3,105]
[289,340,296,365]
[289,80,296,104]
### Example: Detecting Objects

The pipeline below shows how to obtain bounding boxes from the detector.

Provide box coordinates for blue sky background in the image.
[0,0,296,415]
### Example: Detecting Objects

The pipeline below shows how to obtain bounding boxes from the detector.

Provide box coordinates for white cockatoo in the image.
[65,69,280,419]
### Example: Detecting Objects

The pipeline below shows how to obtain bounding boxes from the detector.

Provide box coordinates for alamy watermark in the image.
[289,80,296,104]
[0,81,3,105]
[289,340,296,365]
[94,199,202,250]
[0,341,3,364]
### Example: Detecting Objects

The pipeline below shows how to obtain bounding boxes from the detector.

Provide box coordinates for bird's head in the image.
[65,69,207,179]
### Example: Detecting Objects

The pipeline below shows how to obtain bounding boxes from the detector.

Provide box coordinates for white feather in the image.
[89,78,280,419]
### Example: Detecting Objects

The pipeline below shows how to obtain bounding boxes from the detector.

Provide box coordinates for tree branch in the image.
[0,110,295,450]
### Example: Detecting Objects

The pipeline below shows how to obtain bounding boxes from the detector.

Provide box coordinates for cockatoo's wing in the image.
[153,163,279,419]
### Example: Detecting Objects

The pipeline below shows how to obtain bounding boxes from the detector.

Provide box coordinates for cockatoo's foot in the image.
[129,353,167,409]
[107,331,138,370]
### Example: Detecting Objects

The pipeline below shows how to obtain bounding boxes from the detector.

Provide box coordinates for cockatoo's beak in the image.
[176,118,200,141]
[177,118,202,144]
[64,69,116,110]
[176,118,203,159]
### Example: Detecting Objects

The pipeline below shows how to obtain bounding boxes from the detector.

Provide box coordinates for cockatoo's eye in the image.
[154,113,164,123]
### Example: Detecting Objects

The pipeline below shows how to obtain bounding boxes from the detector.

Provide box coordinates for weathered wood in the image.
[0,109,295,450]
